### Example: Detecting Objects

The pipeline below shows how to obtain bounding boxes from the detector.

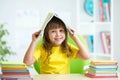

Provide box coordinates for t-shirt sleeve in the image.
[68,43,79,59]
[33,47,41,61]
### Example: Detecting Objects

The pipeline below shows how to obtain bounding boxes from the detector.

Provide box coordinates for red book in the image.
[85,73,118,78]
[99,0,104,22]
[100,31,111,54]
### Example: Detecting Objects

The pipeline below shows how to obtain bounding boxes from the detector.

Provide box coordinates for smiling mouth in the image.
[55,38,61,41]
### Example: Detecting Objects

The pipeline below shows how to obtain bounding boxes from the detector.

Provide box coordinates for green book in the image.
[0,61,26,66]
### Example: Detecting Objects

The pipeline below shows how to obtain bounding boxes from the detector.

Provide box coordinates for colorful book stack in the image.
[85,60,118,78]
[0,61,33,80]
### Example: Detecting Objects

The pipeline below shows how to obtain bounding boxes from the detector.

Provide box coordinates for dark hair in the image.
[43,16,72,57]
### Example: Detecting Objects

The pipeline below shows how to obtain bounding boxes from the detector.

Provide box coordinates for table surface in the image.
[32,74,119,80]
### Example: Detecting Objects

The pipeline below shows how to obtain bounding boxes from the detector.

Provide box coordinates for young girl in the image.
[23,16,90,74]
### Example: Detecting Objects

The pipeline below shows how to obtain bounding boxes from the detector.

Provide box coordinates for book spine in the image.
[88,35,94,53]
[102,0,111,22]
[85,73,118,78]
[99,0,104,22]
[100,31,110,54]
[1,77,33,80]
[90,65,118,69]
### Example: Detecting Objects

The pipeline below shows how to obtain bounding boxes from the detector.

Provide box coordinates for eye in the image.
[51,30,55,33]
[60,29,64,32]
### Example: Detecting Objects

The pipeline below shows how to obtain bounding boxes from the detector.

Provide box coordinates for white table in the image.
[32,74,119,80]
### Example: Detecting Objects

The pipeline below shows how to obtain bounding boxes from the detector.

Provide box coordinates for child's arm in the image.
[23,30,41,66]
[68,28,90,60]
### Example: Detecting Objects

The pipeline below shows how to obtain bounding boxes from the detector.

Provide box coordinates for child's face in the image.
[48,27,65,46]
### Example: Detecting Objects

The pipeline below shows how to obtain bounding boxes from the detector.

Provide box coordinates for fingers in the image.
[32,30,41,41]
[68,28,74,35]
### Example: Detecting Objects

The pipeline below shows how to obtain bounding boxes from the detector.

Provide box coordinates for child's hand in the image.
[32,30,41,42]
[68,28,75,36]
[68,27,78,40]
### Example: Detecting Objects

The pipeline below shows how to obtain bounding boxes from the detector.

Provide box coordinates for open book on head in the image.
[38,12,72,39]
[38,12,57,38]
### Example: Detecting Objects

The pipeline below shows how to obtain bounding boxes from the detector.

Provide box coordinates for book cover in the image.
[1,61,26,66]
[88,72,118,76]
[2,74,30,78]
[90,60,118,65]
[102,0,111,21]
[90,64,118,69]
[2,66,27,69]
[87,35,94,53]
[88,68,117,74]
[99,0,105,21]
[100,31,111,54]
[1,77,33,80]
[90,63,118,67]
[89,66,118,71]
[2,67,27,70]
[85,73,118,78]
[2,69,29,73]
[38,12,57,38]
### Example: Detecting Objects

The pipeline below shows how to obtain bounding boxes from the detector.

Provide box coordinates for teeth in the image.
[55,38,61,41]
[56,39,60,40]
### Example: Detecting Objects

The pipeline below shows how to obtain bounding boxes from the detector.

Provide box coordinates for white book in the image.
[90,65,118,69]
[100,31,111,54]
[38,12,58,39]
[38,12,72,39]
[89,72,118,76]
[103,2,111,22]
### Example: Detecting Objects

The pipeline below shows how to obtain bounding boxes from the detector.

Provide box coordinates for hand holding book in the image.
[32,30,42,43]
[37,12,58,39]
[67,26,74,35]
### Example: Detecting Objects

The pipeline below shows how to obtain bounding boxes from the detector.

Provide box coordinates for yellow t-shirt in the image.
[33,43,78,74]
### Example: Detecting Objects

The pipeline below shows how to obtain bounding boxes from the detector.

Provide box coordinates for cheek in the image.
[48,33,54,40]
[63,33,66,37]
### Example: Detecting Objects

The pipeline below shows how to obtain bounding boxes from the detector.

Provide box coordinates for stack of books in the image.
[0,61,33,80]
[85,60,118,78]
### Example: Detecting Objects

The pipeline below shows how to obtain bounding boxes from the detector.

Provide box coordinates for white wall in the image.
[113,0,120,71]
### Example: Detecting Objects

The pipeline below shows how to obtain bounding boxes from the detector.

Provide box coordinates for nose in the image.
[56,31,60,36]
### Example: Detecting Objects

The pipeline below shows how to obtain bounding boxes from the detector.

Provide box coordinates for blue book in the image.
[90,66,118,71]
[87,35,94,53]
